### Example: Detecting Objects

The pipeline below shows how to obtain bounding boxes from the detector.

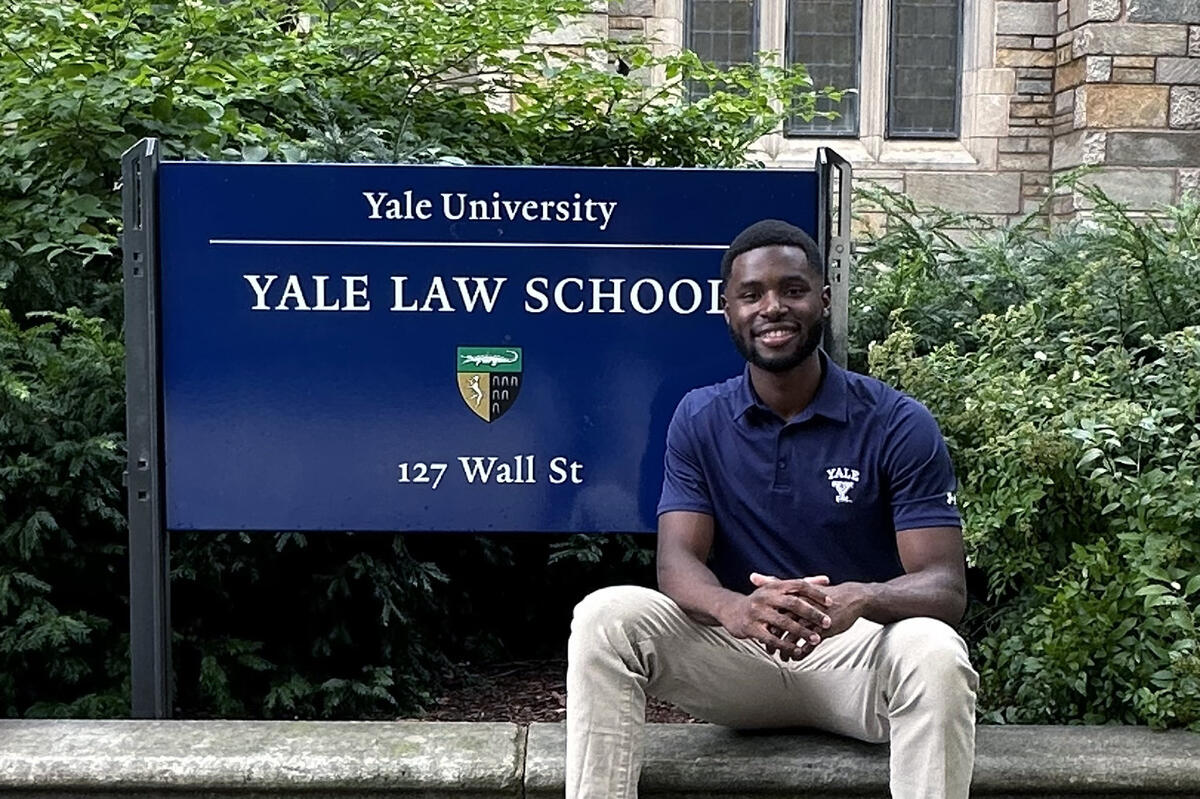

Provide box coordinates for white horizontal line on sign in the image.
[208,239,728,250]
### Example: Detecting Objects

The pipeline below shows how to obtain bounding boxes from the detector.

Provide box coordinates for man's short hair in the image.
[720,219,825,283]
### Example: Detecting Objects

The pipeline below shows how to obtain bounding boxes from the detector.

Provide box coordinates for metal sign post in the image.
[818,149,853,366]
[122,139,172,718]
[121,140,852,717]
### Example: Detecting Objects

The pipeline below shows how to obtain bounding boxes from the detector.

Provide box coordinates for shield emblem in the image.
[456,347,523,422]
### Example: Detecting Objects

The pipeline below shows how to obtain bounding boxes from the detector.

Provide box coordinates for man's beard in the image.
[728,322,823,373]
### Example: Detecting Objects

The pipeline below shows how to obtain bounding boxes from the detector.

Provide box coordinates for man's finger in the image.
[793,639,815,661]
[751,572,828,588]
[765,624,782,658]
[768,610,823,648]
[770,578,833,606]
[750,573,833,609]
[761,596,829,636]
[778,594,832,629]
[758,614,806,657]
[759,622,804,662]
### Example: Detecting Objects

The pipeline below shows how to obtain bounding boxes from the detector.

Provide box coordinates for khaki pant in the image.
[566,585,978,799]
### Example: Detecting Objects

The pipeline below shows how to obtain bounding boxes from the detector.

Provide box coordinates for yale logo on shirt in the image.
[826,466,861,504]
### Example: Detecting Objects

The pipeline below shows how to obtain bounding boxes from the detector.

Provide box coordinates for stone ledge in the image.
[528,723,1200,798]
[0,720,524,798]
[1,720,1198,798]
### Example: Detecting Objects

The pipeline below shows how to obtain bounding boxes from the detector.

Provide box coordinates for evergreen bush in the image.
[856,185,1200,730]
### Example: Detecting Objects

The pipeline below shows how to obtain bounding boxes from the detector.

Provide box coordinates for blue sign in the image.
[157,163,820,532]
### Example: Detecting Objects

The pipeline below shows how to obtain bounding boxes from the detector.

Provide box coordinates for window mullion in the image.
[859,0,889,153]
[760,1,786,55]
[757,0,786,157]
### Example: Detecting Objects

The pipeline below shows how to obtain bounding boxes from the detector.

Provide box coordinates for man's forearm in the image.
[657,558,743,627]
[842,568,966,627]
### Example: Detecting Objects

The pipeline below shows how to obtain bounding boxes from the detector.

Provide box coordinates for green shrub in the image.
[0,0,826,717]
[0,309,127,716]
[858,185,1200,730]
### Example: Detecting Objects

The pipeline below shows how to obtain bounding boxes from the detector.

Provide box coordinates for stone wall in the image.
[609,0,681,53]
[997,0,1057,218]
[1052,0,1200,217]
[590,0,1200,223]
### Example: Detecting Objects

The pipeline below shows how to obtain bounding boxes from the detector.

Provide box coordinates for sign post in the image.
[122,139,172,718]
[122,141,851,717]
[819,149,853,367]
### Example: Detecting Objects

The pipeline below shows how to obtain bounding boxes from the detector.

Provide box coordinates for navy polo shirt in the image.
[657,352,961,593]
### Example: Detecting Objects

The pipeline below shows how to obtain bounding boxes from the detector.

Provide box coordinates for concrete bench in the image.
[2,720,1198,797]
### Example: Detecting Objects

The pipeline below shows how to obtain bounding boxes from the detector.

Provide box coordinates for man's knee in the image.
[883,617,978,701]
[569,585,661,652]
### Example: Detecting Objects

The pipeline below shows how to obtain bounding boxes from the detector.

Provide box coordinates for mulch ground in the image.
[406,659,699,724]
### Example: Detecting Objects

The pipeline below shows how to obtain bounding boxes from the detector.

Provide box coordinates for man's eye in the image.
[786,287,808,297]
[740,292,760,301]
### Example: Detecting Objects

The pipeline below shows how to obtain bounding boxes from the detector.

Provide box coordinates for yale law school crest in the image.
[456,347,523,422]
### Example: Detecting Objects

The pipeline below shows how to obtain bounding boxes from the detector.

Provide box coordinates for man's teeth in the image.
[760,329,795,341]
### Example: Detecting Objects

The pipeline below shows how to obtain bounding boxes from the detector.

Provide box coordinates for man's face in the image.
[723,245,830,373]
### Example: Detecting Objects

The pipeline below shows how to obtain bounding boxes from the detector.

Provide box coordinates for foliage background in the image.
[0,0,826,718]
[853,185,1200,730]
[2,0,1197,728]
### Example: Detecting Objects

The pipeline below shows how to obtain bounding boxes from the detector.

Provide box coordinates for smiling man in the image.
[566,219,978,799]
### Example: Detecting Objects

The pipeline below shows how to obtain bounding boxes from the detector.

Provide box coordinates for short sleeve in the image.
[883,396,962,531]
[656,394,714,517]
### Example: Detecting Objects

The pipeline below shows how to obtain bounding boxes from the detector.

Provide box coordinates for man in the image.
[566,219,977,799]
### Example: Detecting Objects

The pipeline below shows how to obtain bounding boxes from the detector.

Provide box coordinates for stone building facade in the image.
[559,0,1200,223]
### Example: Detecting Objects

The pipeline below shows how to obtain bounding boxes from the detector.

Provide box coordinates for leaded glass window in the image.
[687,0,759,99]
[682,1,965,140]
[888,0,963,137]
[785,0,862,136]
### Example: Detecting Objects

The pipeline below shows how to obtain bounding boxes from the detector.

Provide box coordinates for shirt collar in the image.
[732,350,850,425]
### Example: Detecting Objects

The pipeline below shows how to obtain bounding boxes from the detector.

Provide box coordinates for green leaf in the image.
[241,144,268,163]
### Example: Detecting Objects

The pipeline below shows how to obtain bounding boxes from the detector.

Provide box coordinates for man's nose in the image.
[761,291,785,317]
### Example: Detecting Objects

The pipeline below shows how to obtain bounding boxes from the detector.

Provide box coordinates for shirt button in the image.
[778,459,787,469]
